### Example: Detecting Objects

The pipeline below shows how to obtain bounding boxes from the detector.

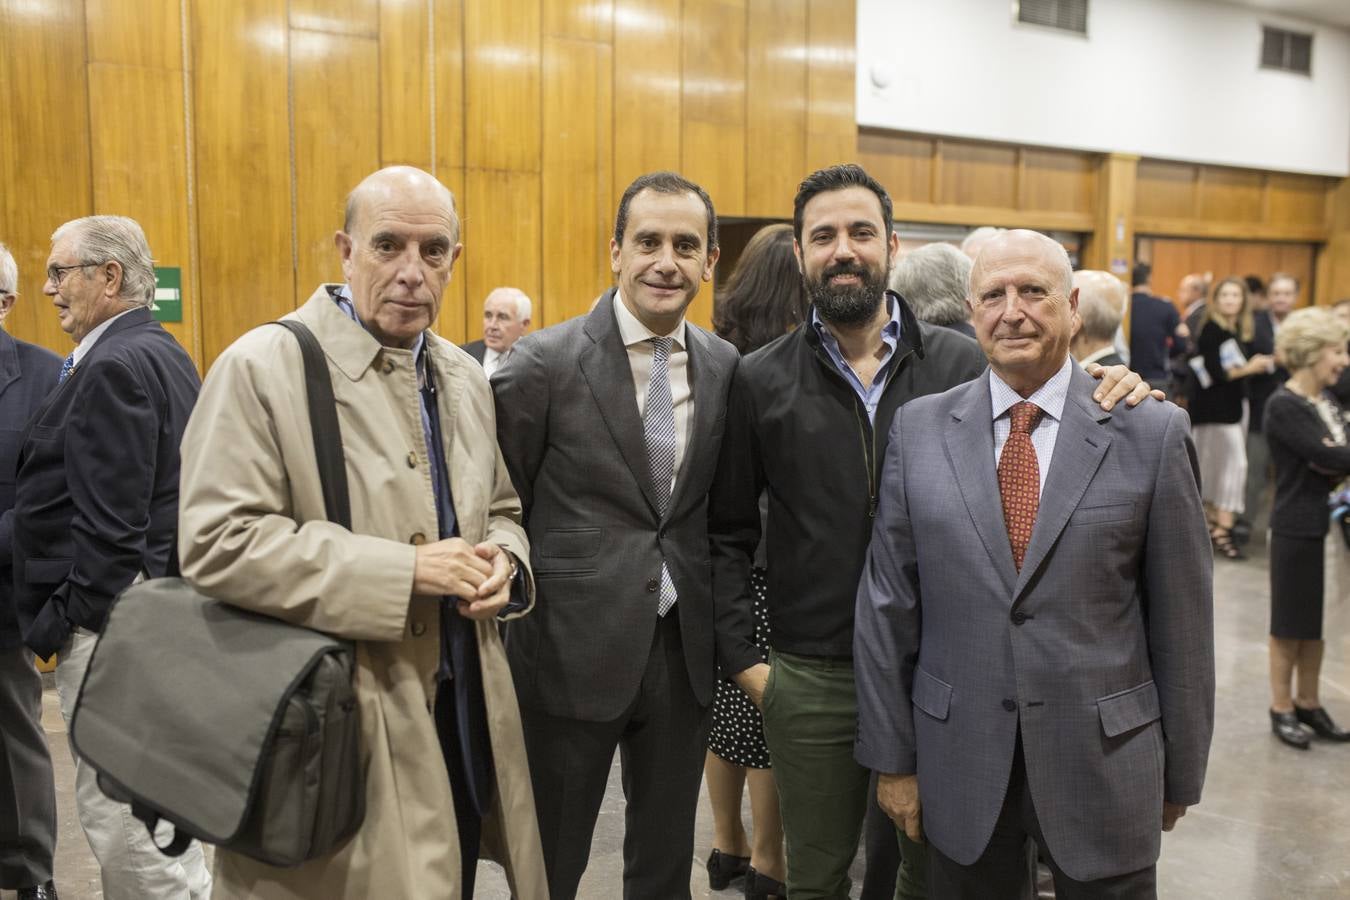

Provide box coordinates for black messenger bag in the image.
[70,320,366,867]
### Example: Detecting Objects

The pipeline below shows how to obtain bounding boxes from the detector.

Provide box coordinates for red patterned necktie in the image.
[998,401,1044,571]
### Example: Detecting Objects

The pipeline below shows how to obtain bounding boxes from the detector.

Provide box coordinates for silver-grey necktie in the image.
[644,337,678,617]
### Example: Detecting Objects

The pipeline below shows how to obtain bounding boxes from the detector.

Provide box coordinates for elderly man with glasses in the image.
[0,242,62,900]
[11,217,207,900]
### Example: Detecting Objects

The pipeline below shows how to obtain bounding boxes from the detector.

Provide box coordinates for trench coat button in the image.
[382,357,396,374]
[646,578,659,592]
[409,532,427,545]
[1011,611,1027,626]
[1002,698,1017,712]
[406,451,418,468]
[411,622,427,637]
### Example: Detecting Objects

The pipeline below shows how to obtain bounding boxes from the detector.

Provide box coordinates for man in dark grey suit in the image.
[855,229,1214,898]
[492,172,738,900]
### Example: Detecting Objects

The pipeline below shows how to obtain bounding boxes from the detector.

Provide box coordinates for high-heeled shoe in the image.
[1295,705,1350,741]
[744,866,787,900]
[1270,709,1310,749]
[706,848,750,890]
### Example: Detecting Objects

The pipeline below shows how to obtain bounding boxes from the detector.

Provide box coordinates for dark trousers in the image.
[928,738,1156,900]
[435,680,484,899]
[0,647,56,889]
[861,770,902,899]
[520,613,710,900]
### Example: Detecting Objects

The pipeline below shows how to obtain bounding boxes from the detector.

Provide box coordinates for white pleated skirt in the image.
[1192,421,1248,514]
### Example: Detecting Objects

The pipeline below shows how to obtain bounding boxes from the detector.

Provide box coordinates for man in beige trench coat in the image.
[177,166,547,899]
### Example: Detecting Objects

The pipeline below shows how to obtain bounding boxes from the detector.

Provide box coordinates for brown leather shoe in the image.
[18,880,58,900]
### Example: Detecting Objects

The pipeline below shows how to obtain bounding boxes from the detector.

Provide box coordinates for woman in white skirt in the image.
[1189,277,1275,559]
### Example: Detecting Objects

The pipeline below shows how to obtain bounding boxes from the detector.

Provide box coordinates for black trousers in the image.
[928,738,1157,900]
[0,647,56,889]
[435,680,484,899]
[520,613,711,900]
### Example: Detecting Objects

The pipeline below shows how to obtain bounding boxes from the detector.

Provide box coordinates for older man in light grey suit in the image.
[854,229,1214,898]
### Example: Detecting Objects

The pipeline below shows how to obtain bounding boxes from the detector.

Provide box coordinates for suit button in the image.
[411,622,427,637]
[646,578,659,592]
[1002,698,1017,712]
[1011,611,1027,625]
[409,532,427,545]
[406,451,418,468]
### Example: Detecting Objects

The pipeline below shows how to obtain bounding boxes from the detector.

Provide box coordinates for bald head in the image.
[970,229,1073,297]
[344,166,459,244]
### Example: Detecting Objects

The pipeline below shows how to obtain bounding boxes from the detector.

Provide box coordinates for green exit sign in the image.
[152,267,182,323]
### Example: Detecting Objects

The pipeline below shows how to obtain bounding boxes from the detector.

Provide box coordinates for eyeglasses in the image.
[46,262,102,288]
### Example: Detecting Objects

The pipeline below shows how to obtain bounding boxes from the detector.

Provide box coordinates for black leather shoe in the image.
[707,848,750,890]
[1295,705,1350,741]
[1271,709,1311,749]
[745,866,787,900]
[18,880,59,900]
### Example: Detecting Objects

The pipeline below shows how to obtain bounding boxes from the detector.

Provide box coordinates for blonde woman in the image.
[1265,307,1350,749]
[1189,277,1274,559]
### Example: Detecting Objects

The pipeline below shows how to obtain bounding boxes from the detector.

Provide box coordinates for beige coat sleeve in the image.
[177,329,415,641]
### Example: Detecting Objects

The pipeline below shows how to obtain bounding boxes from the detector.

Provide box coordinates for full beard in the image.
[808,263,888,328]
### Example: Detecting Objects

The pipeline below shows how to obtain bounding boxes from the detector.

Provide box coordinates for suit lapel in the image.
[1013,366,1112,600]
[943,373,1018,596]
[0,331,20,404]
[579,292,665,518]
[668,325,724,516]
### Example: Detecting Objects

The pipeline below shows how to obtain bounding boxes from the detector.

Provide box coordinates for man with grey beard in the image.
[709,165,1155,900]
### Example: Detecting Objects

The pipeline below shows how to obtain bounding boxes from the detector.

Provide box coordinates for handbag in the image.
[69,319,366,867]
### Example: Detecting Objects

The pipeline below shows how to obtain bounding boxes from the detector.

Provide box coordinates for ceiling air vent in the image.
[1261,26,1313,76]
[1016,0,1088,36]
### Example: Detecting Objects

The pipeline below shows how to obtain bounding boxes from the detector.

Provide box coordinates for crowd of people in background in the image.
[0,160,1346,900]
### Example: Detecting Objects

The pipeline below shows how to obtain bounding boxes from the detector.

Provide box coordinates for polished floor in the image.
[8,535,1349,899]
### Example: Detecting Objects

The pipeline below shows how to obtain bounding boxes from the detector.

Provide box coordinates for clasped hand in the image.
[412,538,514,620]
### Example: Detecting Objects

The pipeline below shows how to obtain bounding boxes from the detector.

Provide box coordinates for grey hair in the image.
[485,286,532,321]
[51,216,156,307]
[0,242,16,295]
[889,242,972,327]
[1072,270,1127,342]
[1276,307,1349,370]
[959,226,1004,258]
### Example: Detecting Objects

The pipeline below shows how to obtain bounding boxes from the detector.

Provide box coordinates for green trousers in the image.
[760,650,928,900]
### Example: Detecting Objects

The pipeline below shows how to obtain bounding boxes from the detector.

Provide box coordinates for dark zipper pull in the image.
[869,495,877,518]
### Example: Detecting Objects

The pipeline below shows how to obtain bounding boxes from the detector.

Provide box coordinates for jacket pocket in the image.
[912,665,952,721]
[539,527,602,559]
[1097,680,1161,737]
[1068,502,1135,527]
[25,557,73,585]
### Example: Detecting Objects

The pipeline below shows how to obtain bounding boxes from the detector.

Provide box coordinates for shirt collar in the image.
[71,306,140,365]
[613,291,686,350]
[810,294,902,353]
[1077,346,1117,368]
[989,355,1074,423]
[334,284,425,361]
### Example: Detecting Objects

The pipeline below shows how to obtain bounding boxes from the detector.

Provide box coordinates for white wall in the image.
[856,0,1350,177]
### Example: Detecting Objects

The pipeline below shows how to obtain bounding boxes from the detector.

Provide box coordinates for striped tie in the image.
[644,337,678,617]
[58,353,75,383]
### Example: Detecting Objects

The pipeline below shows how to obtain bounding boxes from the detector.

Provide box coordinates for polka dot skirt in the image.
[708,567,772,769]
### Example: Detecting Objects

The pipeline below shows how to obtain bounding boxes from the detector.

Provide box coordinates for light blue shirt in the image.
[990,356,1074,497]
[811,297,903,424]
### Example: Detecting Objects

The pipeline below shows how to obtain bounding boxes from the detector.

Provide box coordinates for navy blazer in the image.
[12,308,200,659]
[0,330,62,650]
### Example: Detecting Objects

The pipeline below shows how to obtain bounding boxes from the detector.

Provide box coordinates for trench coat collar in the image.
[297,285,391,382]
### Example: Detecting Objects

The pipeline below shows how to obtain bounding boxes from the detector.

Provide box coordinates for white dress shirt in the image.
[71,307,140,366]
[483,346,510,379]
[990,356,1074,497]
[613,292,692,488]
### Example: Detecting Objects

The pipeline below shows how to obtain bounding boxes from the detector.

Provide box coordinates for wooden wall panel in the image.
[379,0,432,168]
[191,0,293,365]
[1144,239,1315,312]
[857,131,933,205]
[941,142,1017,210]
[432,0,465,174]
[0,0,93,353]
[542,36,614,326]
[1316,178,1350,306]
[432,166,468,342]
[1135,160,1197,220]
[613,0,682,191]
[290,0,378,36]
[545,0,611,42]
[292,30,380,296]
[86,0,182,68]
[1021,149,1096,214]
[463,169,541,326]
[88,64,197,356]
[1198,167,1263,224]
[1267,173,1329,227]
[465,0,541,172]
[745,0,807,217]
[804,0,855,173]
[682,0,746,217]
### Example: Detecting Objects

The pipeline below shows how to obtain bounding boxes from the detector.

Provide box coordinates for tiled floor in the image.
[13,535,1350,899]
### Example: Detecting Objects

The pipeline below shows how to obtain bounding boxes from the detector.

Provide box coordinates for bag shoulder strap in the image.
[273,320,352,530]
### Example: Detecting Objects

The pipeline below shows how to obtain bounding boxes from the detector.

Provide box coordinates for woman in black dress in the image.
[1265,307,1350,749]
[703,224,806,900]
